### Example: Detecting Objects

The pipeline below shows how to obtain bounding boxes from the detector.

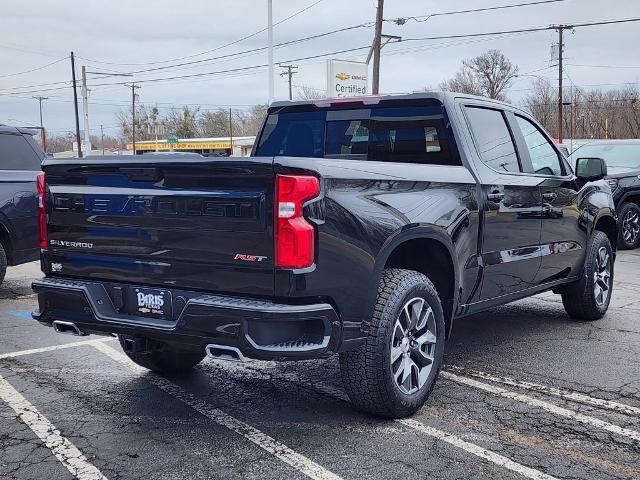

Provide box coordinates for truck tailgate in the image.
[42,157,274,296]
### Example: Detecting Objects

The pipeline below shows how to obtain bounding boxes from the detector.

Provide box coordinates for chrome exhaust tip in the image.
[205,344,246,362]
[52,320,86,336]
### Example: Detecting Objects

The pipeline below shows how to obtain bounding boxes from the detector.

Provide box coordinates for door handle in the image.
[542,192,557,201]
[487,191,505,202]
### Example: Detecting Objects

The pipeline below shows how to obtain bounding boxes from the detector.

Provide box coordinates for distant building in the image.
[127,136,256,156]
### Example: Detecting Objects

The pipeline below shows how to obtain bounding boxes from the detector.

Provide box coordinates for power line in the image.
[3,17,639,97]
[0,56,68,79]
[116,24,373,76]
[403,17,640,43]
[77,0,325,68]
[389,0,568,24]
[566,63,640,69]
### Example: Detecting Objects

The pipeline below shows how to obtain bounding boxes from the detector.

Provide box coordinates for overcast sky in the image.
[1,0,639,137]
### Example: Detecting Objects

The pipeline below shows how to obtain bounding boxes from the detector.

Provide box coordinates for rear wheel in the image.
[339,269,445,418]
[118,337,206,374]
[562,231,613,321]
[617,202,640,250]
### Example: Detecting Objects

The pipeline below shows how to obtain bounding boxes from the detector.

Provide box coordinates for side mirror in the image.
[575,157,607,181]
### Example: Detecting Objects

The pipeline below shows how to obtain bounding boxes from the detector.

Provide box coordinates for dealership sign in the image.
[326,59,368,97]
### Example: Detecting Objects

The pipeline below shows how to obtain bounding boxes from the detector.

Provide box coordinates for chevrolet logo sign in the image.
[335,72,350,81]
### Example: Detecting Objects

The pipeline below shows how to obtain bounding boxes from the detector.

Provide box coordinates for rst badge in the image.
[234,253,268,262]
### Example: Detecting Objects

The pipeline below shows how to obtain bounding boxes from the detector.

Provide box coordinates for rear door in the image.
[43,157,275,296]
[0,131,43,260]
[510,114,585,283]
[463,106,543,300]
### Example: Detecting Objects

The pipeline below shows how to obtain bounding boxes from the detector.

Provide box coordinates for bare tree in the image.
[523,79,557,134]
[439,68,483,96]
[440,49,519,101]
[524,82,640,139]
[295,85,327,100]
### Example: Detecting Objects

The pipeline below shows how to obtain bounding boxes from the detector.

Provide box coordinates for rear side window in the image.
[256,106,461,166]
[0,133,42,170]
[257,111,325,158]
[465,107,520,173]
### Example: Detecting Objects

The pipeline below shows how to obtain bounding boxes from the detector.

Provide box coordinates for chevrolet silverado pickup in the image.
[33,92,617,418]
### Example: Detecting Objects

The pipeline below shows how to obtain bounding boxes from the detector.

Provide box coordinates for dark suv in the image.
[571,140,640,249]
[0,125,43,285]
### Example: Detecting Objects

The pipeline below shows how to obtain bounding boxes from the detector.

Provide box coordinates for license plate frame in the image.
[126,287,173,320]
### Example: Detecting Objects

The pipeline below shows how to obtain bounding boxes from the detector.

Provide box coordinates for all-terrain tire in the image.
[562,231,614,321]
[616,202,640,250]
[119,337,206,374]
[0,243,7,287]
[339,269,445,418]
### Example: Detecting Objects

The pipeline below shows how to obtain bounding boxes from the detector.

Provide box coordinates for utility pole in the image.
[553,25,572,143]
[81,66,91,154]
[229,107,234,156]
[125,83,141,155]
[371,0,385,94]
[279,64,298,100]
[267,0,274,104]
[32,96,48,152]
[70,52,82,158]
[100,124,105,155]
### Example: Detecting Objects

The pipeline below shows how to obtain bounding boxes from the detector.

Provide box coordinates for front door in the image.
[463,106,543,300]
[510,114,585,284]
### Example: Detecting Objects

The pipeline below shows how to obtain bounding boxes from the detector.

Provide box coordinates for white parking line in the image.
[0,337,114,360]
[441,371,640,442]
[91,342,343,480]
[0,373,108,480]
[445,366,640,417]
[204,361,559,480]
[398,419,559,480]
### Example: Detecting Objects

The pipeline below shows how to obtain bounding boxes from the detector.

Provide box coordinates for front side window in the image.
[0,133,42,170]
[465,107,520,173]
[515,115,563,176]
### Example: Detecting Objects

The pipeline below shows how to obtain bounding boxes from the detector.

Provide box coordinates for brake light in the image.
[36,172,47,249]
[275,174,320,269]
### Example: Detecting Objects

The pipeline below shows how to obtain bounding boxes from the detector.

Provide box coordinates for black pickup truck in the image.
[33,93,617,418]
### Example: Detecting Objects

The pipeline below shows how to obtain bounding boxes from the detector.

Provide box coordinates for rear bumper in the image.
[32,277,343,360]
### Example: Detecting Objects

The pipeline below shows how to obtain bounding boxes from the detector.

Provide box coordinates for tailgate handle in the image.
[120,167,162,182]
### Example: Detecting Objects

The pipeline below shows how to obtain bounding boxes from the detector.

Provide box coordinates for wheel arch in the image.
[367,227,459,339]
[0,219,14,264]
[593,213,618,253]
[617,191,640,208]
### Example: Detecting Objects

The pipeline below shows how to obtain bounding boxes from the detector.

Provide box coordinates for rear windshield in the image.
[0,133,43,170]
[256,105,461,166]
[570,143,640,168]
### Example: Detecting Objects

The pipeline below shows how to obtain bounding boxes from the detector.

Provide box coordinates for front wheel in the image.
[562,231,614,321]
[617,202,640,250]
[339,269,445,418]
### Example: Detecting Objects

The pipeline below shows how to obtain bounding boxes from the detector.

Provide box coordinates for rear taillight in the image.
[275,174,320,269]
[36,172,47,249]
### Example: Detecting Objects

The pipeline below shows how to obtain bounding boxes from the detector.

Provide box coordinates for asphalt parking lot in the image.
[1,254,639,480]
